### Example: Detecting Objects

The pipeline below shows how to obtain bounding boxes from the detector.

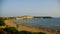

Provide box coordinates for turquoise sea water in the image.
[13,18,60,30]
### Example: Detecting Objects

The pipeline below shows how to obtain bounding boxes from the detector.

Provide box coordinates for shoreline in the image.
[4,19,60,34]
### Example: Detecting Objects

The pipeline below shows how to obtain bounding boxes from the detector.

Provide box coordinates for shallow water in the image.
[13,18,60,30]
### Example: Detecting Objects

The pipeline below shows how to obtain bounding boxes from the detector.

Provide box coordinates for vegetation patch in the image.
[3,27,46,34]
[0,18,5,26]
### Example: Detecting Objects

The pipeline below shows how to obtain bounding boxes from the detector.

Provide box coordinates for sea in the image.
[13,18,60,30]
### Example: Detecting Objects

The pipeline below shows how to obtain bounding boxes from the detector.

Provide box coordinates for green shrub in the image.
[0,18,5,26]
[32,32,38,34]
[38,32,46,34]
[19,31,32,34]
[3,27,19,34]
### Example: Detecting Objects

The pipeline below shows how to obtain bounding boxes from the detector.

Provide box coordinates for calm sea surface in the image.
[13,18,60,30]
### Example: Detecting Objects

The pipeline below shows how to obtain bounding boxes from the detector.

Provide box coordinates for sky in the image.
[0,0,60,17]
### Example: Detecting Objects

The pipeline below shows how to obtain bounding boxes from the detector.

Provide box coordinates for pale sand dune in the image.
[4,20,58,34]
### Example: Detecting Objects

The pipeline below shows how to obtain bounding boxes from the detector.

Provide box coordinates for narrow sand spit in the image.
[4,19,59,34]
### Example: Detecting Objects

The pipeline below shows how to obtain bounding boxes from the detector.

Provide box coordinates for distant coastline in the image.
[0,16,53,20]
[33,16,52,19]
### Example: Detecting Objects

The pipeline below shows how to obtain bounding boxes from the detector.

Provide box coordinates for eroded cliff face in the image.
[4,19,59,34]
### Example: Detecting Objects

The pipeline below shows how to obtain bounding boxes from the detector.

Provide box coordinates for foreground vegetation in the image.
[0,27,46,34]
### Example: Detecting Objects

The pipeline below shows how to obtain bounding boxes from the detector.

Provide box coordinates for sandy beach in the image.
[4,19,59,34]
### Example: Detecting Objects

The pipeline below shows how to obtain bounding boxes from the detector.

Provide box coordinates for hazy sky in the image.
[0,0,60,17]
